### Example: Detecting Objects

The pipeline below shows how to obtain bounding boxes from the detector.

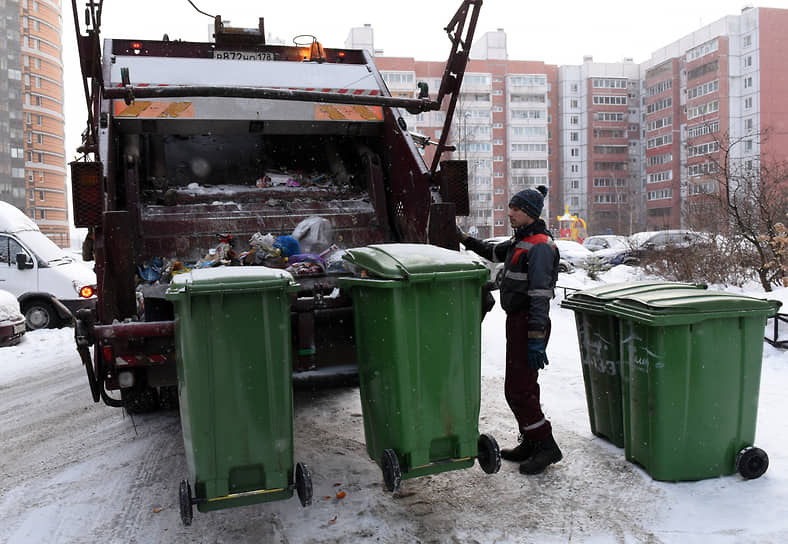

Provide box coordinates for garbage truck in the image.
[69,0,482,411]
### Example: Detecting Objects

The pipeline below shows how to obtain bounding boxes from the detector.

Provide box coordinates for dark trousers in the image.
[504,312,552,441]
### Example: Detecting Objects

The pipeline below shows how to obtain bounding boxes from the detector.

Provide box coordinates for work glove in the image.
[527,338,549,370]
[456,224,468,243]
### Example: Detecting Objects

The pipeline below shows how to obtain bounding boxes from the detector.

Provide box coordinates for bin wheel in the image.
[477,433,501,474]
[295,462,313,507]
[381,449,401,493]
[179,479,193,526]
[736,446,769,480]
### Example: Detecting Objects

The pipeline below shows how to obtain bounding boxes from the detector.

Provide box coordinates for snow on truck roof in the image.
[108,55,382,91]
[0,201,40,233]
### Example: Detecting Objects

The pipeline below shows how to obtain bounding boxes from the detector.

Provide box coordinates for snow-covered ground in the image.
[1,266,786,543]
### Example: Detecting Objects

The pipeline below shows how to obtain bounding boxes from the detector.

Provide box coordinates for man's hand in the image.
[527,338,549,370]
[456,224,468,243]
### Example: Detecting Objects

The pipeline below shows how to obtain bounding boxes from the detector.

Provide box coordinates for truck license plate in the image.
[213,51,275,61]
[14,322,25,334]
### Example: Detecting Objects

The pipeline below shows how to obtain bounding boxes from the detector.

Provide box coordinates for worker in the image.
[457,185,562,475]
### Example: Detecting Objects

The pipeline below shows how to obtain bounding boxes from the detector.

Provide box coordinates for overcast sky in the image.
[60,0,787,166]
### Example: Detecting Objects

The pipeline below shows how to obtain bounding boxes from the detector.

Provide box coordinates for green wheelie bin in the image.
[606,288,781,481]
[561,282,706,447]
[337,244,501,492]
[166,267,312,525]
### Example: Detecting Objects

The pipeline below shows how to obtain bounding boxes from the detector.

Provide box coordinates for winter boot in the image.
[519,435,563,475]
[500,436,537,462]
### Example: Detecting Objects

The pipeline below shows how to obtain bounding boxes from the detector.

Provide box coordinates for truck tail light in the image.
[102,345,113,364]
[80,286,95,298]
[70,161,102,227]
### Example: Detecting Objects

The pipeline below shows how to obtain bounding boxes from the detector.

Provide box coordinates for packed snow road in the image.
[0,339,661,543]
[2,280,788,543]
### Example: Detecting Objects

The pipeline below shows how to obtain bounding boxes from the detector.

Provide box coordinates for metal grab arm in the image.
[103,85,441,114]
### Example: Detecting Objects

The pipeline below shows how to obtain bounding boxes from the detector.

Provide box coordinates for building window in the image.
[745,140,753,152]
[493,123,503,129]
[39,191,45,201]
[380,71,415,86]
[745,118,754,131]
[570,84,579,93]
[570,132,579,142]
[744,76,753,89]
[493,139,504,145]
[743,34,752,48]
[744,56,752,68]
[570,148,579,157]
[570,164,579,173]
[39,209,46,220]
[571,179,579,189]
[37,134,43,144]
[493,89,503,96]
[570,99,578,108]
[686,38,719,62]
[745,97,753,109]
[570,116,579,125]
[493,106,503,112]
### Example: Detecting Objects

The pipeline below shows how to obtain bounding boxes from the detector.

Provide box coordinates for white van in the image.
[0,201,96,329]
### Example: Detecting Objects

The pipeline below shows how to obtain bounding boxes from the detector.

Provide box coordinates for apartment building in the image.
[352,30,559,239]
[0,0,26,211]
[558,59,642,235]
[641,6,788,232]
[351,5,788,238]
[0,0,68,246]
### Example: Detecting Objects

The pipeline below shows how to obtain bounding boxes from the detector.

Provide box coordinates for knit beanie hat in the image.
[509,185,548,219]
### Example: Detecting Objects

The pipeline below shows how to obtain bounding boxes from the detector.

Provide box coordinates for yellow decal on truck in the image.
[315,104,382,121]
[114,101,194,118]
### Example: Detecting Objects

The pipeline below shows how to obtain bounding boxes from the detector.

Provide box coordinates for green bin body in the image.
[561,282,705,447]
[166,267,298,512]
[338,244,489,481]
[607,289,780,481]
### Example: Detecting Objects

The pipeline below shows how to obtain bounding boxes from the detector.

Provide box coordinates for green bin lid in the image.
[165,266,296,298]
[561,281,705,313]
[605,288,782,326]
[341,243,488,282]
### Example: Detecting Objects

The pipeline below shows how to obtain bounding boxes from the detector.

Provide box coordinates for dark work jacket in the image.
[463,219,559,334]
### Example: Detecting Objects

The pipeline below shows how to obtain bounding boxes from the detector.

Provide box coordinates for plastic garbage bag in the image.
[292,216,333,255]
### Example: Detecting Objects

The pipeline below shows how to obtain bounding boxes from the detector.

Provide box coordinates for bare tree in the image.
[685,127,787,291]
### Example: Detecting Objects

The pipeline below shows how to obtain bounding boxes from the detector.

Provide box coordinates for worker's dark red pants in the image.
[504,312,552,441]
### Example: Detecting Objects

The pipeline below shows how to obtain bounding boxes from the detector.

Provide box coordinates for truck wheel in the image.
[381,449,401,493]
[22,300,59,330]
[121,382,159,414]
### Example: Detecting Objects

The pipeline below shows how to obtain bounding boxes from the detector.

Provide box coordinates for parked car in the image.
[554,239,593,269]
[474,236,575,288]
[582,235,628,252]
[0,288,26,347]
[582,235,630,269]
[0,201,96,329]
[606,230,705,266]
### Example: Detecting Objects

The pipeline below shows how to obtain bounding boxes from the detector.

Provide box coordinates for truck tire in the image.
[22,299,60,330]
[121,382,160,414]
